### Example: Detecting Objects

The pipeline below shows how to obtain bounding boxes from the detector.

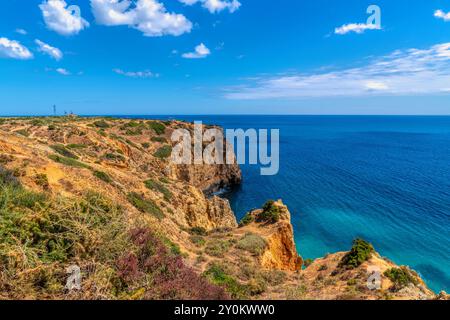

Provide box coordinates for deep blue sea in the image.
[127,115,450,294]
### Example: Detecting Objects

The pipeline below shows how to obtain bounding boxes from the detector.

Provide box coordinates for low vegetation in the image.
[151,137,167,143]
[384,267,418,290]
[103,153,125,162]
[127,192,164,220]
[148,122,166,135]
[144,179,172,201]
[15,129,29,137]
[339,238,374,269]
[153,145,172,159]
[205,239,232,257]
[93,120,110,128]
[34,173,49,190]
[203,264,248,299]
[93,170,113,184]
[257,200,281,223]
[236,233,267,256]
[48,154,91,169]
[66,143,87,149]
[239,212,254,227]
[190,227,208,236]
[51,144,79,159]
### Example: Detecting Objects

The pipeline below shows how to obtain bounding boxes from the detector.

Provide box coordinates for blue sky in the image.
[1,0,450,115]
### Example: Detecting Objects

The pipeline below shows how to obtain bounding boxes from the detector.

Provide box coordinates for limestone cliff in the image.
[237,200,302,271]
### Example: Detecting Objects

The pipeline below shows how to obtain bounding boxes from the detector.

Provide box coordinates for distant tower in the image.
[53,105,56,116]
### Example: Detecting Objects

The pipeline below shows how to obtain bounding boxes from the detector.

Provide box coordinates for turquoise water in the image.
[133,115,450,294]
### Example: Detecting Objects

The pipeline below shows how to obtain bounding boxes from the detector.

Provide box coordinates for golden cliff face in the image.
[237,200,302,271]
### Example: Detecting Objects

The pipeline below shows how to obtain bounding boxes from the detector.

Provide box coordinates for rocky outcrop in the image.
[181,186,238,230]
[238,200,302,271]
[171,163,241,196]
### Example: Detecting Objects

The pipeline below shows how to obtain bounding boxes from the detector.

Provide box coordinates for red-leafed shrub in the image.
[117,228,229,300]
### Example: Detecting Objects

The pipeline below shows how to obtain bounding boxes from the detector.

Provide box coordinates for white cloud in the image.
[225,43,450,100]
[434,9,450,21]
[365,81,388,91]
[113,68,158,78]
[182,43,211,59]
[15,29,28,35]
[0,37,33,60]
[35,39,63,60]
[179,0,241,13]
[335,23,380,35]
[91,0,192,37]
[39,0,90,35]
[56,68,71,75]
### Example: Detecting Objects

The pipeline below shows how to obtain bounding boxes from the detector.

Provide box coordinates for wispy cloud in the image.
[56,68,70,75]
[91,0,192,37]
[0,37,33,59]
[182,43,211,59]
[225,43,450,100]
[15,28,27,35]
[113,68,158,78]
[434,9,450,21]
[179,0,241,14]
[35,39,63,60]
[335,23,380,35]
[39,0,90,35]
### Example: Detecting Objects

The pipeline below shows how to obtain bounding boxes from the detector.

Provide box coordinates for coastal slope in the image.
[0,117,445,300]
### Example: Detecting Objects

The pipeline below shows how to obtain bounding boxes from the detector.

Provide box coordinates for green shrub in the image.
[239,212,254,227]
[48,124,56,131]
[141,142,150,149]
[144,179,172,201]
[93,170,112,184]
[48,154,91,169]
[190,227,208,236]
[318,264,328,271]
[303,258,313,268]
[205,240,232,257]
[125,128,143,136]
[29,119,45,126]
[190,235,206,247]
[384,267,418,290]
[159,177,170,184]
[339,238,374,269]
[51,144,79,159]
[127,192,164,220]
[149,122,166,135]
[151,136,168,143]
[66,143,87,149]
[104,153,125,162]
[0,119,5,125]
[257,200,281,223]
[15,129,29,137]
[261,270,287,286]
[236,233,267,256]
[34,173,49,190]
[93,120,110,128]
[347,279,357,286]
[154,145,172,159]
[122,121,141,128]
[204,264,249,300]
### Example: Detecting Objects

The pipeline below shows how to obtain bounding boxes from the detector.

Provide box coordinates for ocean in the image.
[128,115,450,294]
